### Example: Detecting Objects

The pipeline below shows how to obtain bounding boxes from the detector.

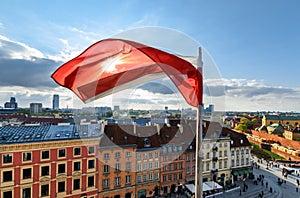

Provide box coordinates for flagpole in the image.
[195,47,203,198]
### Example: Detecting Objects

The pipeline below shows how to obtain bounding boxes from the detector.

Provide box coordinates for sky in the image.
[0,0,300,112]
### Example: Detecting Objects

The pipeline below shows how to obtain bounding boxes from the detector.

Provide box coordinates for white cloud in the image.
[0,35,44,60]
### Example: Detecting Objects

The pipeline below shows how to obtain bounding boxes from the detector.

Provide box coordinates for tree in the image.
[235,124,247,132]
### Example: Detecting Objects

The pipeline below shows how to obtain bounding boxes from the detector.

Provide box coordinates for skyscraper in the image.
[52,94,59,110]
[4,97,18,109]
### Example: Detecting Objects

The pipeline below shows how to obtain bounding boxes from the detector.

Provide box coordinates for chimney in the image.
[133,122,136,134]
[155,123,160,135]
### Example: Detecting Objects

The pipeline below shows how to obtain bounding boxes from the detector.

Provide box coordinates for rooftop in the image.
[0,124,101,144]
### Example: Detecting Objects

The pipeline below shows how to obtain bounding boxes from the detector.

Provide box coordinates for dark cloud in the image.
[0,58,61,88]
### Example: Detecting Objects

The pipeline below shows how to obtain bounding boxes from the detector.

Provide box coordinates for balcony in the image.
[212,157,218,162]
[212,146,218,152]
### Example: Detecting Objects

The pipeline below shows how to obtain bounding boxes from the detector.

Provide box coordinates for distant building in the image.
[262,115,300,126]
[52,94,59,110]
[4,97,18,109]
[30,103,42,114]
[113,105,120,112]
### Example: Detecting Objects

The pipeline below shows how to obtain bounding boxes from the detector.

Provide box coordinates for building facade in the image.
[0,124,100,198]
[52,94,59,110]
[30,103,42,114]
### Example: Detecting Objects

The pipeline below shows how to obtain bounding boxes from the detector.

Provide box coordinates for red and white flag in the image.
[51,38,202,107]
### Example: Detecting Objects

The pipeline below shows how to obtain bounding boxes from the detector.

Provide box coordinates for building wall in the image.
[202,138,231,184]
[0,139,99,198]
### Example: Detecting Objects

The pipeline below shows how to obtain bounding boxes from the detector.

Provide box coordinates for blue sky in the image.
[0,0,300,111]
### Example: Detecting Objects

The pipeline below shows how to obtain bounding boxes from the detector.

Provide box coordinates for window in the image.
[114,177,121,186]
[88,159,95,169]
[143,174,147,182]
[74,162,81,171]
[42,150,50,160]
[103,165,110,173]
[58,149,66,158]
[104,153,110,160]
[103,179,109,189]
[163,175,167,182]
[137,175,142,183]
[115,163,120,172]
[22,188,31,198]
[179,173,182,179]
[174,174,177,180]
[219,151,222,157]
[154,173,159,180]
[3,191,12,198]
[168,174,172,181]
[126,162,131,171]
[41,166,50,176]
[174,163,178,170]
[179,162,183,169]
[149,173,153,181]
[143,163,147,171]
[206,162,210,171]
[126,151,131,157]
[88,146,95,154]
[137,164,142,172]
[58,181,65,192]
[41,184,49,197]
[74,148,81,156]
[73,178,80,190]
[163,166,167,171]
[186,154,190,161]
[163,156,167,162]
[88,176,94,187]
[58,164,66,174]
[143,153,147,160]
[224,160,228,168]
[231,151,234,156]
[168,155,172,161]
[115,152,121,159]
[149,162,153,170]
[219,161,222,169]
[213,162,216,169]
[137,154,141,160]
[224,150,228,156]
[126,175,131,184]
[168,164,172,171]
[154,162,159,169]
[3,154,13,164]
[23,168,31,179]
[155,152,159,158]
[3,170,12,182]
[149,153,153,159]
[23,152,31,162]
[187,167,190,173]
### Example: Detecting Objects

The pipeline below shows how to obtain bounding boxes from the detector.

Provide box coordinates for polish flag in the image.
[51,38,202,107]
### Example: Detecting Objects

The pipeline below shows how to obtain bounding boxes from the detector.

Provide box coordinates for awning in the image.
[205,181,223,189]
[238,170,245,175]
[232,171,239,176]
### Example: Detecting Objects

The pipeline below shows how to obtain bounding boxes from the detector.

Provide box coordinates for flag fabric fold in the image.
[51,38,202,107]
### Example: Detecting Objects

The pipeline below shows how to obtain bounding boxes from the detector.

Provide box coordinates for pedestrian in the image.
[266,181,268,189]
[296,187,298,192]
[270,187,273,193]
[297,178,300,187]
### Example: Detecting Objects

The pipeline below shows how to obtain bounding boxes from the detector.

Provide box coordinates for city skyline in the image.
[1,1,300,111]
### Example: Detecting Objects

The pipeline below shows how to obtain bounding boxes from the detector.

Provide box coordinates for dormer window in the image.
[143,138,151,147]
